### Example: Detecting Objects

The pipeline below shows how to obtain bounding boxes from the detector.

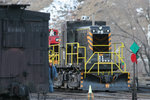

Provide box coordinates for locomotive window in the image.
[93,34,109,52]
[54,32,57,35]
[49,30,57,36]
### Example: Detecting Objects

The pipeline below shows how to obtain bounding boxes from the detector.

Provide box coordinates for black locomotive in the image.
[49,21,130,91]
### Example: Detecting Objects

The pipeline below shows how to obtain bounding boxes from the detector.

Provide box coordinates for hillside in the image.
[1,0,149,76]
[74,0,150,76]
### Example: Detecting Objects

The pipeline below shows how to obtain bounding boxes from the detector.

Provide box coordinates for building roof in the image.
[0,4,30,9]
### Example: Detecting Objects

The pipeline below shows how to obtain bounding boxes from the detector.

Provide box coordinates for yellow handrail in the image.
[84,42,126,76]
[62,42,127,77]
[65,42,86,65]
[49,44,60,65]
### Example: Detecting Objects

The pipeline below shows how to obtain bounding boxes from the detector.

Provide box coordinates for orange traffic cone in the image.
[88,85,94,100]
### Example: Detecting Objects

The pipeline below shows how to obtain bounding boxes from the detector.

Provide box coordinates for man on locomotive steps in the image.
[49,63,58,92]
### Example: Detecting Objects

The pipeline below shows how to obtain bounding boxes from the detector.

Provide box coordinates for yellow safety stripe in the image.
[88,40,93,46]
[109,42,111,46]
[87,36,93,42]
[108,33,111,37]
[89,45,93,51]
[88,32,93,36]
[109,47,112,50]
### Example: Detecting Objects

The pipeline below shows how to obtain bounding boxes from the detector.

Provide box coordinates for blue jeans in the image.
[49,80,54,93]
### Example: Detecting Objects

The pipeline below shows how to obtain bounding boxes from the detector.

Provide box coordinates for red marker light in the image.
[131,54,137,64]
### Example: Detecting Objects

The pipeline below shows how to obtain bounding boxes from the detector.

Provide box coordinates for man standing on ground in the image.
[49,63,57,92]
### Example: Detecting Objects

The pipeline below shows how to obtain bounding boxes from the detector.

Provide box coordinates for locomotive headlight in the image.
[98,30,101,34]
[93,30,96,33]
[55,38,59,42]
[99,26,102,30]
[101,30,104,34]
[107,30,110,33]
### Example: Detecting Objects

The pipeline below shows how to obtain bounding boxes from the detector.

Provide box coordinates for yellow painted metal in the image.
[76,28,90,31]
[85,71,129,74]
[66,53,78,55]
[84,42,127,77]
[66,42,86,66]
[114,43,116,63]
[121,42,124,59]
[77,43,79,65]
[87,63,96,73]
[111,52,113,75]
[98,53,99,75]
[64,42,127,78]
[84,46,87,78]
[49,44,60,65]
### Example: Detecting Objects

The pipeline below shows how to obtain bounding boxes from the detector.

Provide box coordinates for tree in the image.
[108,0,150,76]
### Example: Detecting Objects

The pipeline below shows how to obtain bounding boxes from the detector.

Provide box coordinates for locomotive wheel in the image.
[54,72,63,88]
[68,72,80,89]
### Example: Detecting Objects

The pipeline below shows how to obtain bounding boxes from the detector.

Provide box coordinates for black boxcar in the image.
[0,4,49,97]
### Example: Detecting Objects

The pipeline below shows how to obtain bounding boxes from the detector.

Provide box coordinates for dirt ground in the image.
[29,91,150,100]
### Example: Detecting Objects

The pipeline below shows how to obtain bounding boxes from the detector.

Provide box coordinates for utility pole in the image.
[132,62,137,100]
[130,42,139,100]
[136,60,139,90]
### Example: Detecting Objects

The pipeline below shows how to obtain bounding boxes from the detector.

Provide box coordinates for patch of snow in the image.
[40,0,84,29]
[133,27,136,30]
[148,32,150,37]
[80,1,84,4]
[142,27,145,31]
[111,22,115,24]
[136,8,144,15]
[148,31,150,45]
[126,24,130,27]
[112,3,116,6]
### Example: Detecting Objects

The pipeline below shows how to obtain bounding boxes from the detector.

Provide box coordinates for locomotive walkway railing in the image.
[49,44,60,65]
[51,42,127,77]
[85,42,127,77]
[65,42,86,65]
